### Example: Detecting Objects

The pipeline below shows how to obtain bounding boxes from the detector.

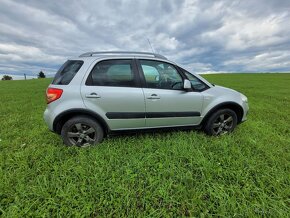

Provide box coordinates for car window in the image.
[140,60,183,90]
[52,60,83,85]
[87,59,136,87]
[183,70,207,91]
[142,65,159,82]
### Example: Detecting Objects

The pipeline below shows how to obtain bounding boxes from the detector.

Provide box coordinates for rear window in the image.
[52,60,83,85]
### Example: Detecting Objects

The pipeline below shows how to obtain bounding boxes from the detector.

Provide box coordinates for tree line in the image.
[1,71,46,80]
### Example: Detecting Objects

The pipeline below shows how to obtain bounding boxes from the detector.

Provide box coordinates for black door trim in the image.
[106,111,200,119]
[106,112,145,119]
[146,111,200,118]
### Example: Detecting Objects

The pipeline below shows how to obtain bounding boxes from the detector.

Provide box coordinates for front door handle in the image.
[147,94,160,100]
[85,92,101,98]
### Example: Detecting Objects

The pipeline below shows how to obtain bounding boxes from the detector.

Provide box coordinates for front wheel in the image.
[204,109,237,136]
[61,116,104,147]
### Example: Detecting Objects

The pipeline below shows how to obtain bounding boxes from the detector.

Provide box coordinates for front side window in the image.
[52,60,83,85]
[86,59,136,87]
[181,69,208,91]
[140,60,183,90]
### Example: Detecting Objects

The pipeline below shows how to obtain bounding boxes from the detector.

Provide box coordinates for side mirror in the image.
[183,79,191,89]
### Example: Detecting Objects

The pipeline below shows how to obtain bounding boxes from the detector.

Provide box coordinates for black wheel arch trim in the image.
[201,101,244,126]
[53,108,110,134]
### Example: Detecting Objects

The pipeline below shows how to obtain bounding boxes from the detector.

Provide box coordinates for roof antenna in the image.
[147,38,155,53]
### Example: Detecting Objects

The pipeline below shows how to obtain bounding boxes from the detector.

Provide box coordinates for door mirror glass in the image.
[183,79,191,89]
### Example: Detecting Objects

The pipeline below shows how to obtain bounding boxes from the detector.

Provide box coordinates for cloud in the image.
[223,50,290,71]
[0,0,290,79]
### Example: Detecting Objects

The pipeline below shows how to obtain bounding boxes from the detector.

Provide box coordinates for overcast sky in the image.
[0,0,290,78]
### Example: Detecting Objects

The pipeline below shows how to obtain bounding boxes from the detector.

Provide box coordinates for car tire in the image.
[204,108,237,136]
[61,116,104,147]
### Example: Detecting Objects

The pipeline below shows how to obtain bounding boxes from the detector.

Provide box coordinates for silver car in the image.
[44,51,249,147]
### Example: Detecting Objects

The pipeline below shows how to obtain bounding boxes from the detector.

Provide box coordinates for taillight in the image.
[46,88,63,104]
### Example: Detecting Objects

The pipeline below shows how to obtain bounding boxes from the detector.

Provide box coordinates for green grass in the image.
[0,74,289,217]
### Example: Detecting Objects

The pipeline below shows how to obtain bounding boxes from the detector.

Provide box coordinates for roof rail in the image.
[79,51,167,60]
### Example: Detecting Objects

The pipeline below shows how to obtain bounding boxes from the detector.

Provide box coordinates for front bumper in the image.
[241,101,249,122]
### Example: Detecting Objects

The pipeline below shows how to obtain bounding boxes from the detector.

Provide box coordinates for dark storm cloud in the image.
[0,0,289,78]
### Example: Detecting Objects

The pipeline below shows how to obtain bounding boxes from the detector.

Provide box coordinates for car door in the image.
[81,59,145,130]
[138,59,204,127]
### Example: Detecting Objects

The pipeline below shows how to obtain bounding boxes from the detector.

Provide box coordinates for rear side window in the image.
[86,59,137,87]
[52,60,83,85]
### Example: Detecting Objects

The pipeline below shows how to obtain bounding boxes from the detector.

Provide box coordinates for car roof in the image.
[71,51,176,65]
[79,51,167,59]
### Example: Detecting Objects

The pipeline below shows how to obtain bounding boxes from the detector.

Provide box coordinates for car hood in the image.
[214,85,240,93]
[203,85,242,99]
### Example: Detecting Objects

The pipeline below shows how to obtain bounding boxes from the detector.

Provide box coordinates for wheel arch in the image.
[201,101,244,127]
[53,109,110,135]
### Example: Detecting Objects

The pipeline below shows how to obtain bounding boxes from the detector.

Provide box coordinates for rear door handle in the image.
[147,94,160,100]
[85,92,101,98]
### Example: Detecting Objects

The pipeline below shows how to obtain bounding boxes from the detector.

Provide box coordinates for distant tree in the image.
[1,75,13,80]
[38,71,46,78]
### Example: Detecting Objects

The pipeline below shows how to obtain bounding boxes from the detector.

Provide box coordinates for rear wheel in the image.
[204,109,237,136]
[61,116,104,147]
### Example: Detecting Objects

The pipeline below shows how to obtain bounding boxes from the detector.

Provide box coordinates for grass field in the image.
[0,74,289,217]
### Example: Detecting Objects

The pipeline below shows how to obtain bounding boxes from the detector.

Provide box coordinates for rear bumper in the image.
[43,108,55,132]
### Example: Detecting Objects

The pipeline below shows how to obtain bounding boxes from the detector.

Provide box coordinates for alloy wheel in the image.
[67,123,96,147]
[212,113,234,135]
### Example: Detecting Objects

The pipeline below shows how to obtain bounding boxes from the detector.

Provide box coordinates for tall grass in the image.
[0,74,289,217]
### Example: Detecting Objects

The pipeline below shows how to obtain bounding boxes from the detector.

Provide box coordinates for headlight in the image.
[241,94,248,103]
